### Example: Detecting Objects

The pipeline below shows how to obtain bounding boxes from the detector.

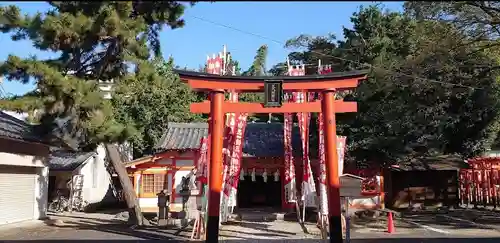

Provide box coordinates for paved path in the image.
[392,208,500,239]
[0,209,499,242]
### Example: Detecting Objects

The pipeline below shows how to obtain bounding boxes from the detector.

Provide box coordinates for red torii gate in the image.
[460,157,500,207]
[176,69,368,243]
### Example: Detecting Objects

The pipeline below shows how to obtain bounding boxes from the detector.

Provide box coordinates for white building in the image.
[48,145,118,209]
[0,111,52,225]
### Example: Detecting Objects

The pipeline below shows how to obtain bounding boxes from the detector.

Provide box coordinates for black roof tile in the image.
[390,155,468,171]
[154,122,306,157]
[0,111,47,144]
[49,148,96,171]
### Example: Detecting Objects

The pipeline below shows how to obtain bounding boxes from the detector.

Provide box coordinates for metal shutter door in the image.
[0,165,36,225]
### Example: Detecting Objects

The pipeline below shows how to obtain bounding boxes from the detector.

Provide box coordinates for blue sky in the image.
[0,1,404,96]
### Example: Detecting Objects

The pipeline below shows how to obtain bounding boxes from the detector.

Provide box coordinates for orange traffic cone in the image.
[387,212,395,233]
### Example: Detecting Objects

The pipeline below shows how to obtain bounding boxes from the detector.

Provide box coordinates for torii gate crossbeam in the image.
[175,69,368,243]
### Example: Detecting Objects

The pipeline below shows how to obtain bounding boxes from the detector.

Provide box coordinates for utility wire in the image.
[189,15,484,90]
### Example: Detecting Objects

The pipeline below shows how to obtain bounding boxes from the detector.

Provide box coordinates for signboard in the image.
[264,80,283,107]
[340,174,363,197]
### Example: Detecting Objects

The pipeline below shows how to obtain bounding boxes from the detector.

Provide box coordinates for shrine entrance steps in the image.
[229,207,319,223]
[229,207,287,222]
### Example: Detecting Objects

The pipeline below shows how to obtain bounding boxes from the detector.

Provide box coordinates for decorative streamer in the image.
[219,90,238,222]
[221,111,248,222]
[283,64,300,203]
[290,65,317,211]
[263,169,268,183]
[195,137,209,185]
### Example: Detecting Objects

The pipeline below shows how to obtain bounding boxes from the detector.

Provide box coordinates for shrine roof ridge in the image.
[173,69,369,82]
[154,122,310,158]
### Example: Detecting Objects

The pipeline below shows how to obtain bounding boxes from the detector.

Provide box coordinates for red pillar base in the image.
[206,215,221,242]
[328,215,343,242]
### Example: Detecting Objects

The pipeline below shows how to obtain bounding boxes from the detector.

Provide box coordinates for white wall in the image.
[0,152,46,168]
[173,170,192,205]
[34,166,49,219]
[0,152,49,221]
[136,157,196,212]
[75,145,113,205]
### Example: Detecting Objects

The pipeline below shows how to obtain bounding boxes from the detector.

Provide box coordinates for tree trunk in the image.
[104,143,150,226]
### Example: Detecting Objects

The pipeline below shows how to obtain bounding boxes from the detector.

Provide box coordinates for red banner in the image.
[294,91,317,207]
[196,55,223,185]
[223,113,248,198]
[222,92,239,181]
[283,65,306,203]
[195,137,209,185]
[220,89,244,222]
[283,110,296,203]
[206,55,223,75]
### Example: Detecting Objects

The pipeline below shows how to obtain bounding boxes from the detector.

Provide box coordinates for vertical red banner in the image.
[293,80,317,207]
[283,65,305,204]
[220,91,249,222]
[196,137,209,185]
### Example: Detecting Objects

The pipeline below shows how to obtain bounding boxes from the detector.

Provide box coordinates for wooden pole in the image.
[206,91,225,242]
[105,144,149,226]
[322,90,343,243]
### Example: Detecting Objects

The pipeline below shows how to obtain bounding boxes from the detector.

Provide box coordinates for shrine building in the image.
[125,122,318,213]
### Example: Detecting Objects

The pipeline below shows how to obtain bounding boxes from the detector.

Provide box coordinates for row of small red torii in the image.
[197,49,346,224]
[460,157,500,208]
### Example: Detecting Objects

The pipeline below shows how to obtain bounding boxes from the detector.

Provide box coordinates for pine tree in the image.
[0,1,193,226]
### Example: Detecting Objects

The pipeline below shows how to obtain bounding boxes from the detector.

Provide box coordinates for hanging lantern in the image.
[263,169,268,183]
[251,168,256,182]
[274,169,280,182]
[240,168,245,181]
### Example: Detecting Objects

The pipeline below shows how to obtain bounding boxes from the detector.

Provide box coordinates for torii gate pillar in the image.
[176,69,368,243]
[206,90,225,242]
[322,90,342,240]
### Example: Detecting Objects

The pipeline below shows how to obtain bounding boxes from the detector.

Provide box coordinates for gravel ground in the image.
[1,209,500,242]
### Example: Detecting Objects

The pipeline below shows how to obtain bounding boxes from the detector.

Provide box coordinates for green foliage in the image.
[242,45,268,76]
[112,57,202,157]
[0,2,191,150]
[284,5,500,165]
[239,45,283,123]
[404,2,500,52]
[239,45,267,107]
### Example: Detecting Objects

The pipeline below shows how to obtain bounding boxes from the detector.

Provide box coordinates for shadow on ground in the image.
[400,208,500,231]
[43,214,191,240]
[15,208,500,241]
[222,220,299,236]
[1,238,500,243]
[43,213,298,240]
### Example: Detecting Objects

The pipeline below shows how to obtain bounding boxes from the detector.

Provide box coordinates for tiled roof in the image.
[49,148,96,171]
[155,123,209,151]
[390,155,468,171]
[154,122,306,157]
[0,111,47,144]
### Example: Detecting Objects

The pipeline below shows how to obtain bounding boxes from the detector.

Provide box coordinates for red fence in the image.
[459,168,500,207]
[459,157,500,207]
